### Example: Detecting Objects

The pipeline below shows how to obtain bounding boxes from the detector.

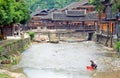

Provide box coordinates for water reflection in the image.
[17,41,120,78]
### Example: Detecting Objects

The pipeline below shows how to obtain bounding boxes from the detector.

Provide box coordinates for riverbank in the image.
[0,54,27,78]
[0,36,31,78]
[0,32,117,78]
[0,69,26,78]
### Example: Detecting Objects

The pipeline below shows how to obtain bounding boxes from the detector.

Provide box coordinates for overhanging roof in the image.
[52,12,98,21]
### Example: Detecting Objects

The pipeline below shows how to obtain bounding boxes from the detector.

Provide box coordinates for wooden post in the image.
[48,32,50,41]
[105,22,110,46]
[82,21,85,38]
[110,22,114,47]
[58,33,60,41]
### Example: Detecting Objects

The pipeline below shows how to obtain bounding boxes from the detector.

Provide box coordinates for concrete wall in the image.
[58,32,88,41]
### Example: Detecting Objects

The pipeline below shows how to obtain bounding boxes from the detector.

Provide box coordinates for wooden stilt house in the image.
[96,0,117,47]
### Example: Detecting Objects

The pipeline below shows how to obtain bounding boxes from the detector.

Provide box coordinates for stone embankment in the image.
[0,35,31,78]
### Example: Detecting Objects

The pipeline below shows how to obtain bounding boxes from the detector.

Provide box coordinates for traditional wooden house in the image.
[30,9,47,29]
[51,0,97,32]
[52,10,97,32]
[29,0,97,32]
[117,12,120,40]
[61,0,95,13]
[96,0,117,47]
[30,8,56,29]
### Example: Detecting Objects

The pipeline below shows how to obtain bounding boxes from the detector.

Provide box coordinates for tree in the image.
[89,0,105,20]
[0,0,15,25]
[26,0,81,11]
[0,0,30,25]
[0,0,30,39]
[19,0,30,24]
[89,0,120,15]
[111,0,120,14]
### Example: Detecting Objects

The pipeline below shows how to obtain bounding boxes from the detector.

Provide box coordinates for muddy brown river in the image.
[17,41,120,78]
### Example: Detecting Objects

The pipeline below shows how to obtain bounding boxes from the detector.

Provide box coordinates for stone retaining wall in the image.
[0,38,31,55]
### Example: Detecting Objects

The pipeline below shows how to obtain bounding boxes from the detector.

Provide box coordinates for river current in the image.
[17,41,120,78]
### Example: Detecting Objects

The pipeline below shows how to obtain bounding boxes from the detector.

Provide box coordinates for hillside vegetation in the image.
[26,0,81,11]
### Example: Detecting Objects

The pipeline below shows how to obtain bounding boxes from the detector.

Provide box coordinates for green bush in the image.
[114,41,120,52]
[28,31,35,40]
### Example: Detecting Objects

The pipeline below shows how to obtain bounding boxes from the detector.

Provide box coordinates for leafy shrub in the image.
[114,41,120,52]
[28,31,35,40]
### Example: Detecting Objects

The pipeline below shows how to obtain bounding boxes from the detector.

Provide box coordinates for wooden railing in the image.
[53,25,95,30]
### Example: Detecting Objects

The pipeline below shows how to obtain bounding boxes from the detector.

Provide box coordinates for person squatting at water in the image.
[90,60,97,69]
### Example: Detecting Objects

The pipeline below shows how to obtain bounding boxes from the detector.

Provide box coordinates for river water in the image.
[17,41,120,78]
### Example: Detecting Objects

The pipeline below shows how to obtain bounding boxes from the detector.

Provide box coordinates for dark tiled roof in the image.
[34,10,48,16]
[31,9,49,16]
[61,0,89,10]
[84,12,98,21]
[33,13,52,20]
[31,11,41,16]
[31,9,53,19]
[52,12,97,21]
[41,13,52,19]
[66,10,85,16]
[31,9,60,19]
[52,13,82,21]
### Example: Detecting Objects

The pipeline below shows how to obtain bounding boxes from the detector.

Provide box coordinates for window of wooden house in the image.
[99,23,107,34]
[76,7,80,10]
[86,8,89,11]
[102,24,107,31]
[32,17,36,20]
[85,22,94,26]
[34,22,40,25]
[78,23,81,25]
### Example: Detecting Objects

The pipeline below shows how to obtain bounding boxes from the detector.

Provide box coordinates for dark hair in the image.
[90,60,94,63]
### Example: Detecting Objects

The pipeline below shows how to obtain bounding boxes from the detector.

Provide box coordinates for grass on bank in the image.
[0,74,13,78]
[114,41,120,52]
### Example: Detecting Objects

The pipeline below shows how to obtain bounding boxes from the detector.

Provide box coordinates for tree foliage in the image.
[0,0,14,25]
[89,0,120,14]
[111,0,120,14]
[0,0,30,26]
[26,0,81,11]
[89,0,104,14]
